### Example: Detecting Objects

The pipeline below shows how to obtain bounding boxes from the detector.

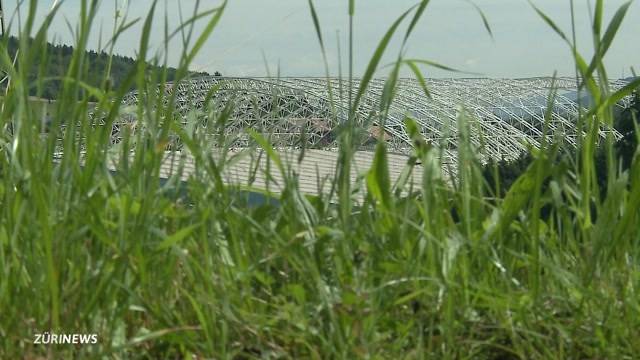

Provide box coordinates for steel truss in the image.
[119,77,631,167]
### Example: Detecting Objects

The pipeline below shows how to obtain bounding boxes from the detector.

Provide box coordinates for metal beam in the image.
[113,77,631,175]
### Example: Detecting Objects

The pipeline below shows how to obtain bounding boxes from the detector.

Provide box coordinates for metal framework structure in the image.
[120,77,632,168]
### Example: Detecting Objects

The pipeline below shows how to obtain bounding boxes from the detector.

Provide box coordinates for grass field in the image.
[1,0,639,358]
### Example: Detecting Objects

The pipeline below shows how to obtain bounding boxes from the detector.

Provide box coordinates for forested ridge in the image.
[3,36,219,99]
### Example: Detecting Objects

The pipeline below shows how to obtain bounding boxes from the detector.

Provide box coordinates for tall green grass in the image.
[0,0,639,358]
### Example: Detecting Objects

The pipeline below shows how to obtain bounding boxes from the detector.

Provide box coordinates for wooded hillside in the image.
[3,36,219,99]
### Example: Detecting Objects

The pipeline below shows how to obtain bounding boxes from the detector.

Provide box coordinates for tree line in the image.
[483,93,640,197]
[3,36,221,100]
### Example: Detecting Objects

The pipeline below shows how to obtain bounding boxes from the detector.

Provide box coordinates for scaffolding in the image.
[118,77,631,168]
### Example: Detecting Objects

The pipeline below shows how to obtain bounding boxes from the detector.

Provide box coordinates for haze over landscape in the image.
[5,0,639,78]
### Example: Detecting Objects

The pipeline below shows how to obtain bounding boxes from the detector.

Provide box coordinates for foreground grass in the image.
[1,0,640,358]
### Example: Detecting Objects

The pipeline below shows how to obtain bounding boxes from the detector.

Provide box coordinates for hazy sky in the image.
[4,0,639,78]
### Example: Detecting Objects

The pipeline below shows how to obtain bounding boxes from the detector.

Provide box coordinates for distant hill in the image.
[4,36,220,100]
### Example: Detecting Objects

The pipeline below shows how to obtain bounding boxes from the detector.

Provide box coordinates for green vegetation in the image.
[483,94,639,197]
[1,0,639,358]
[3,36,217,99]
[614,93,640,168]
